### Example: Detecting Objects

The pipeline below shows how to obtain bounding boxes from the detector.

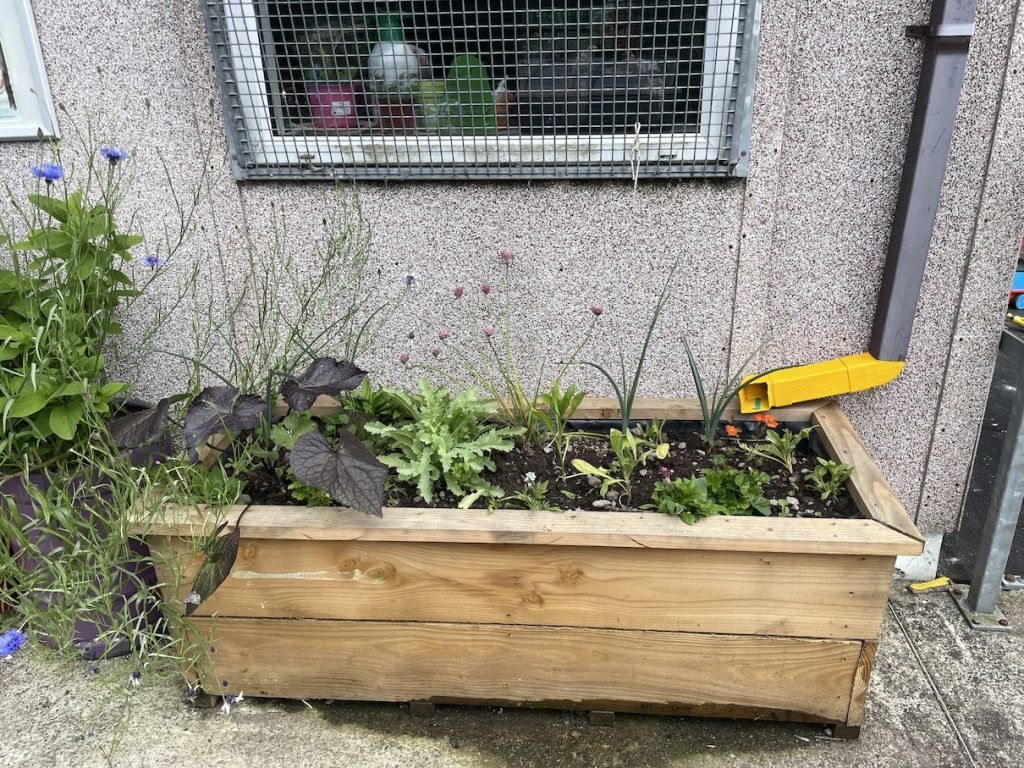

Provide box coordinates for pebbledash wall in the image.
[1,0,1023,533]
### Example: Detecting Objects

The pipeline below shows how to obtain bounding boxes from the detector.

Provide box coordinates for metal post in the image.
[954,327,1024,631]
[868,0,976,362]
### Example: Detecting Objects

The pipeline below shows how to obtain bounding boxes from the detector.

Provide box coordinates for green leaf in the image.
[98,381,128,398]
[113,234,144,252]
[0,269,20,292]
[49,399,85,440]
[106,269,134,286]
[54,381,86,397]
[76,254,97,279]
[0,324,30,343]
[9,389,51,418]
[83,212,111,240]
[27,194,69,222]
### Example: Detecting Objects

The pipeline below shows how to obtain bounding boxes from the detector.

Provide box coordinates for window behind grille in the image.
[202,0,760,179]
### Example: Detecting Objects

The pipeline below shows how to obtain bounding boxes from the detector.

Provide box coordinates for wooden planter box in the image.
[140,398,923,735]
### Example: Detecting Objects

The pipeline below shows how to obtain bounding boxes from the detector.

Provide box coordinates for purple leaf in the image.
[289,430,386,517]
[183,386,266,459]
[185,521,241,617]
[108,395,185,449]
[279,358,367,412]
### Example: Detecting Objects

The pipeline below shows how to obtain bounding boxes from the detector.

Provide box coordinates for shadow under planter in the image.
[138,398,923,735]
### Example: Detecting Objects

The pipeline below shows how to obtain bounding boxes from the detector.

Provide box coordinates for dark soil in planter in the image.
[241,423,856,519]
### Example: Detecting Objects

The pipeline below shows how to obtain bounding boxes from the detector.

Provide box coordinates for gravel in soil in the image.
[241,425,855,519]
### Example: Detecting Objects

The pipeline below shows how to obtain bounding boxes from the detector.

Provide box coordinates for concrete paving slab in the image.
[886,586,1024,767]
[2,583,1017,768]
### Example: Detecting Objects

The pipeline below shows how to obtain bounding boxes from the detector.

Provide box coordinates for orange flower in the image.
[724,424,738,437]
[754,412,779,428]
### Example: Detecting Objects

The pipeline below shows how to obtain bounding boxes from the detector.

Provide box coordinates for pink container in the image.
[307,82,359,131]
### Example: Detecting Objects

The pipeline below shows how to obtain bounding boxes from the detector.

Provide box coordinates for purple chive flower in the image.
[438,330,451,341]
[454,286,465,298]
[141,254,167,268]
[480,283,492,295]
[659,466,673,481]
[100,147,129,165]
[483,324,496,338]
[400,353,410,365]
[431,347,441,358]
[590,304,604,317]
[30,163,64,184]
[0,629,26,658]
[498,248,515,266]
[221,691,245,715]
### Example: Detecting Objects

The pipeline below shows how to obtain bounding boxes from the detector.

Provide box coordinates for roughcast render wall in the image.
[1,0,1022,532]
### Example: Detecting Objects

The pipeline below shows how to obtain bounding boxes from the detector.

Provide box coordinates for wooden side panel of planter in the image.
[187,617,864,724]
[147,504,923,556]
[152,537,893,640]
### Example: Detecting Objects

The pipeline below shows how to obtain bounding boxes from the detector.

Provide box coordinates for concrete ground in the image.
[1,583,1020,768]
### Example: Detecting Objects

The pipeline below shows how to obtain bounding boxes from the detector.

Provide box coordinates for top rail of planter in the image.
[139,398,923,557]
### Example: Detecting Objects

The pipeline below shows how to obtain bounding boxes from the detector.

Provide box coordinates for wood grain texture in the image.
[846,640,878,726]
[189,618,862,723]
[272,395,828,422]
[812,402,924,550]
[141,505,922,556]
[570,397,828,422]
[149,538,893,639]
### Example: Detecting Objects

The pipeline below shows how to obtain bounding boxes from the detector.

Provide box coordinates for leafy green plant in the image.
[364,379,524,508]
[1,169,139,469]
[808,458,853,501]
[568,458,626,500]
[506,471,551,511]
[702,466,772,516]
[742,427,814,475]
[683,339,780,449]
[577,261,678,434]
[646,476,725,523]
[535,381,586,473]
[571,427,668,503]
[648,465,771,524]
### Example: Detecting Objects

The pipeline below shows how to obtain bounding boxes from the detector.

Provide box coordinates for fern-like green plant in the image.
[364,380,524,508]
[742,427,814,475]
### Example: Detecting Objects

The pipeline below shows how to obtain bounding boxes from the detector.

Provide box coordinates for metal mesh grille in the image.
[202,0,758,180]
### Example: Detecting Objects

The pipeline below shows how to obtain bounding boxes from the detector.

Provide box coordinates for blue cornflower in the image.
[140,254,168,268]
[30,163,64,184]
[1,629,26,658]
[221,691,244,715]
[100,146,129,165]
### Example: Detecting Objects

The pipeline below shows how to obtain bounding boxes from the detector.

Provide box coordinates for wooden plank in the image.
[189,618,862,724]
[150,538,893,640]
[140,504,921,556]
[275,395,828,423]
[571,397,828,423]
[845,640,878,726]
[812,402,924,551]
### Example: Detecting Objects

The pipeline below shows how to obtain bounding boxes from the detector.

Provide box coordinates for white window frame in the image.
[217,0,745,171]
[0,0,59,141]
